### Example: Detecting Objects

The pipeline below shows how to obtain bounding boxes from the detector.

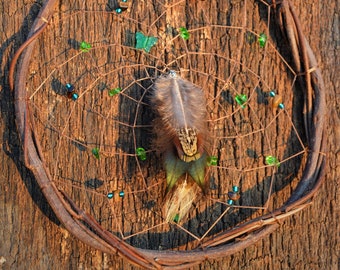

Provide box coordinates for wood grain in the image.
[0,0,338,269]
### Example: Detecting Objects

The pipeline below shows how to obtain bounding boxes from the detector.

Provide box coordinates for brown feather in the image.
[151,71,207,222]
[151,71,208,160]
[151,70,210,199]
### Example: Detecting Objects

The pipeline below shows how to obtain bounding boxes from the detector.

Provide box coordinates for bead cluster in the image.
[269,91,284,110]
[227,186,240,205]
[66,83,78,101]
[115,0,128,13]
[107,191,125,199]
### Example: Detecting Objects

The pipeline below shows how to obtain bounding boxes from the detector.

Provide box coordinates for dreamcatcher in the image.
[10,0,326,268]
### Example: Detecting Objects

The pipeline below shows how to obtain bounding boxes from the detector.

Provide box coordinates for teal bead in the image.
[232,186,239,193]
[71,93,79,101]
[279,103,285,109]
[115,8,122,13]
[119,191,125,197]
[107,192,114,199]
[227,199,234,205]
[269,91,276,97]
[66,83,74,92]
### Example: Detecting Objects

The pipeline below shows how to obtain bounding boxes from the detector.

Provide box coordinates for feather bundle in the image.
[151,71,209,194]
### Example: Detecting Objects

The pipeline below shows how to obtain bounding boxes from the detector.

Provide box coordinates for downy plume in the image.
[164,178,200,223]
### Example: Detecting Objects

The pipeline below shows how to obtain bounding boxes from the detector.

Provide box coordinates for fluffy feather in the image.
[151,71,209,193]
[164,178,200,223]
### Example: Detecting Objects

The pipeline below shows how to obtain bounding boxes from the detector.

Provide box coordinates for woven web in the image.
[26,0,307,250]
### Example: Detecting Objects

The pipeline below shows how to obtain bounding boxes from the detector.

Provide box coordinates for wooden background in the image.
[0,0,338,269]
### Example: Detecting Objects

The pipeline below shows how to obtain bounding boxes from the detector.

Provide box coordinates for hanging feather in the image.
[163,177,200,223]
[151,70,209,194]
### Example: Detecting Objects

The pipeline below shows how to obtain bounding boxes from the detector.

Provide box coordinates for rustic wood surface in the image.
[0,0,338,269]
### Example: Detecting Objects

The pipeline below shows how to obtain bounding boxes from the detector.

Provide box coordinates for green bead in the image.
[235,94,247,108]
[92,147,100,159]
[136,147,147,161]
[258,33,267,48]
[79,41,92,52]
[135,32,158,53]
[109,87,121,96]
[207,156,218,166]
[265,155,280,167]
[179,27,190,40]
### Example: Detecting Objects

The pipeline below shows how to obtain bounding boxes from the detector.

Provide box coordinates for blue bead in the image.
[115,8,122,13]
[279,103,285,109]
[66,83,74,92]
[107,192,114,199]
[119,191,125,197]
[269,91,276,97]
[227,199,234,205]
[71,93,79,101]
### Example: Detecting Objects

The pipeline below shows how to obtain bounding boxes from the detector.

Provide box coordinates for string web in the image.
[26,0,307,250]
